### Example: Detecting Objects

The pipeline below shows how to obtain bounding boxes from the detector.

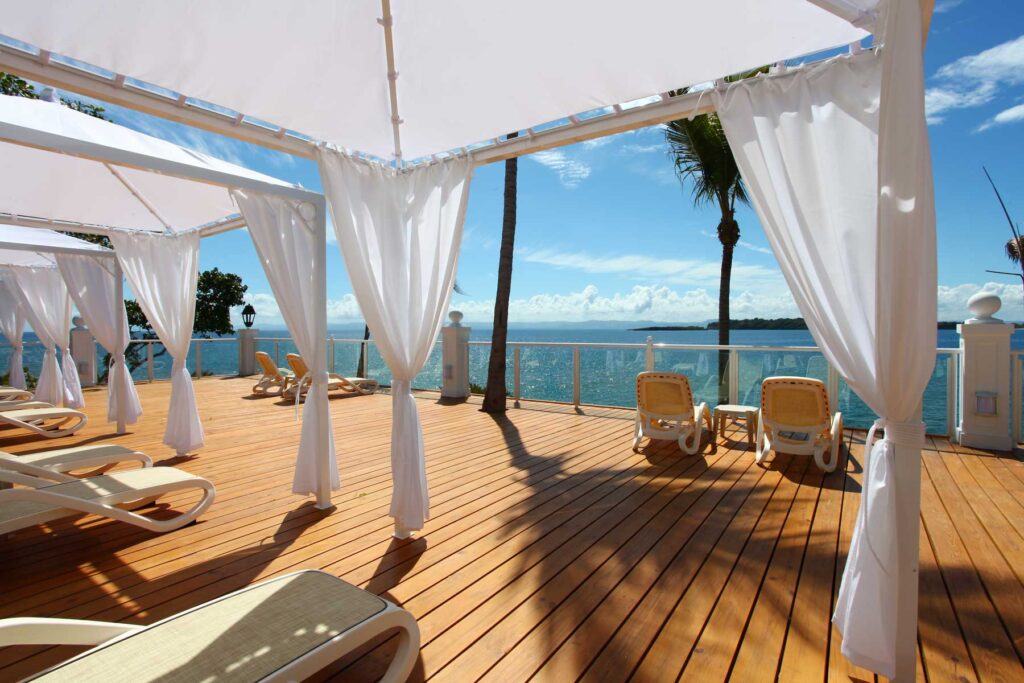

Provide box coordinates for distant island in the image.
[634,318,980,331]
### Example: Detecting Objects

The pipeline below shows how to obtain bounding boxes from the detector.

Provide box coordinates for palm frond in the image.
[664,113,747,214]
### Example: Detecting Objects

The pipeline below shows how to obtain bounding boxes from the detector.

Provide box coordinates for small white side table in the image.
[713,404,759,446]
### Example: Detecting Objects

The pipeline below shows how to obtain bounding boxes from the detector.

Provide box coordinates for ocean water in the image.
[2,326,1016,436]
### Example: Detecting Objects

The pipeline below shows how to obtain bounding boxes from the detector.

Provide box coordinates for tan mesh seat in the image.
[0,571,419,683]
[0,407,87,439]
[633,372,712,455]
[756,376,843,471]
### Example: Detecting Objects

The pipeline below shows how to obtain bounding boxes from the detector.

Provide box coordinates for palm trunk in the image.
[717,232,735,406]
[356,324,370,377]
[482,134,518,413]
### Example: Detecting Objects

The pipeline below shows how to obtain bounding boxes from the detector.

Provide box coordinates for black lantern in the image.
[241,304,256,328]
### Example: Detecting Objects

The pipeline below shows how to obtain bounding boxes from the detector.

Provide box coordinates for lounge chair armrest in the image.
[0,617,142,647]
[831,411,843,439]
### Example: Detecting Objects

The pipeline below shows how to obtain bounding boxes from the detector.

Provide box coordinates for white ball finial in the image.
[967,291,1002,324]
[448,310,463,327]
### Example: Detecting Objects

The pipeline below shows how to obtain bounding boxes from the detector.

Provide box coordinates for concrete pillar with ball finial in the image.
[957,291,1015,450]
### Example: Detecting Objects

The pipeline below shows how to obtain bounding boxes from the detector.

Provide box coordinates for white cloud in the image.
[976,102,1024,132]
[621,143,665,154]
[517,247,786,290]
[529,150,591,188]
[453,284,799,323]
[934,0,965,12]
[937,282,1024,320]
[239,292,363,327]
[926,35,1024,124]
[699,229,774,255]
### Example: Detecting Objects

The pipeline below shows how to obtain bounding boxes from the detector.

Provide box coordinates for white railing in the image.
[1013,351,1023,445]
[0,335,964,437]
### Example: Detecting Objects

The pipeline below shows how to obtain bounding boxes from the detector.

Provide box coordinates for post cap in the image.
[966,291,1003,324]
[448,310,464,327]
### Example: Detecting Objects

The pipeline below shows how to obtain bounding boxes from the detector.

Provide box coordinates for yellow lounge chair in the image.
[0,444,151,482]
[632,372,712,456]
[0,570,419,683]
[0,407,87,439]
[756,376,843,472]
[285,353,378,401]
[0,466,215,535]
[251,351,293,396]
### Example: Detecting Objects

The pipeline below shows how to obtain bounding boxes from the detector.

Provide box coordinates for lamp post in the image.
[239,304,258,376]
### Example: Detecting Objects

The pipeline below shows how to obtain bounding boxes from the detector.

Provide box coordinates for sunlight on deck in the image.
[1,377,1022,682]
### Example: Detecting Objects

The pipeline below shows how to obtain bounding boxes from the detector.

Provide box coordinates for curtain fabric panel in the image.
[713,5,936,675]
[5,265,77,406]
[0,276,27,389]
[111,231,204,454]
[318,149,472,536]
[232,189,337,498]
[57,253,143,425]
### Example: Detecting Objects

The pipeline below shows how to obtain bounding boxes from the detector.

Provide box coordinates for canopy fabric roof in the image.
[0,224,112,257]
[0,0,873,160]
[0,247,53,267]
[0,94,307,232]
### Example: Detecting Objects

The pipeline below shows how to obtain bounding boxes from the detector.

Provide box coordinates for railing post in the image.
[728,349,739,405]
[146,342,154,383]
[827,361,840,411]
[194,340,202,379]
[513,345,521,408]
[944,353,955,440]
[274,340,280,367]
[362,339,369,376]
[573,345,581,407]
[329,335,336,373]
[1013,354,1021,446]
[644,336,654,371]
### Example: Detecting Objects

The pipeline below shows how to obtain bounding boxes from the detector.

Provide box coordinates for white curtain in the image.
[0,276,27,389]
[5,265,81,406]
[714,6,935,676]
[111,231,203,454]
[318,149,472,536]
[57,254,143,425]
[232,189,337,497]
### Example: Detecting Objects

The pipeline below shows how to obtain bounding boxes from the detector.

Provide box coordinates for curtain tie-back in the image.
[294,371,329,421]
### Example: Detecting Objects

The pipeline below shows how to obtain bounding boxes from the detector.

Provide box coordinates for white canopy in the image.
[0,94,305,232]
[0,0,873,161]
[0,224,112,257]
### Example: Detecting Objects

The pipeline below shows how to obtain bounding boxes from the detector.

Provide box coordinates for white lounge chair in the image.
[251,350,294,396]
[756,376,843,472]
[0,387,32,401]
[0,444,151,483]
[0,407,87,439]
[0,399,53,412]
[0,570,419,683]
[632,372,712,456]
[285,353,378,400]
[0,467,215,534]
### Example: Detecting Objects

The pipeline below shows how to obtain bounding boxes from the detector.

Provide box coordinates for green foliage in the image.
[195,268,248,337]
[0,72,38,98]
[469,383,486,395]
[0,367,37,390]
[60,98,106,119]
[665,113,747,219]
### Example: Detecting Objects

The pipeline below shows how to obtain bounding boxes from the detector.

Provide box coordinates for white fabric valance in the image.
[0,276,27,389]
[232,189,338,498]
[111,231,203,454]
[57,253,143,426]
[714,4,935,675]
[4,264,81,407]
[318,149,472,536]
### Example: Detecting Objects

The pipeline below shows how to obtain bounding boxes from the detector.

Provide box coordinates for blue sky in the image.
[64,0,1024,326]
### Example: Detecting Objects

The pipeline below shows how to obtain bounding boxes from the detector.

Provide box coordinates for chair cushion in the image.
[31,571,387,682]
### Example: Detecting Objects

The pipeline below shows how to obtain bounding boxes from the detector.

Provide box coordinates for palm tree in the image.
[482,132,519,413]
[665,112,749,404]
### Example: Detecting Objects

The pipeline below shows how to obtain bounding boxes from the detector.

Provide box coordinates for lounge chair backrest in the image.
[636,372,695,417]
[287,353,310,378]
[761,376,830,428]
[255,351,280,377]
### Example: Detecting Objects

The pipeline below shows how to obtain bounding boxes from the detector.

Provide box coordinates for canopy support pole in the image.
[894,439,922,682]
[379,0,404,163]
[103,163,172,231]
[313,195,332,509]
[113,256,127,435]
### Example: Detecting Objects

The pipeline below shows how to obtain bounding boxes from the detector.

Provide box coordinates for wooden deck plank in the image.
[0,378,1018,682]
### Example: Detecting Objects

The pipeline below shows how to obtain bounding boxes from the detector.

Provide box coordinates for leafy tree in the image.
[0,72,37,98]
[482,132,519,413]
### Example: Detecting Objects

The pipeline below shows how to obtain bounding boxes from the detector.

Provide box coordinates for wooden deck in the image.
[2,377,1023,682]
